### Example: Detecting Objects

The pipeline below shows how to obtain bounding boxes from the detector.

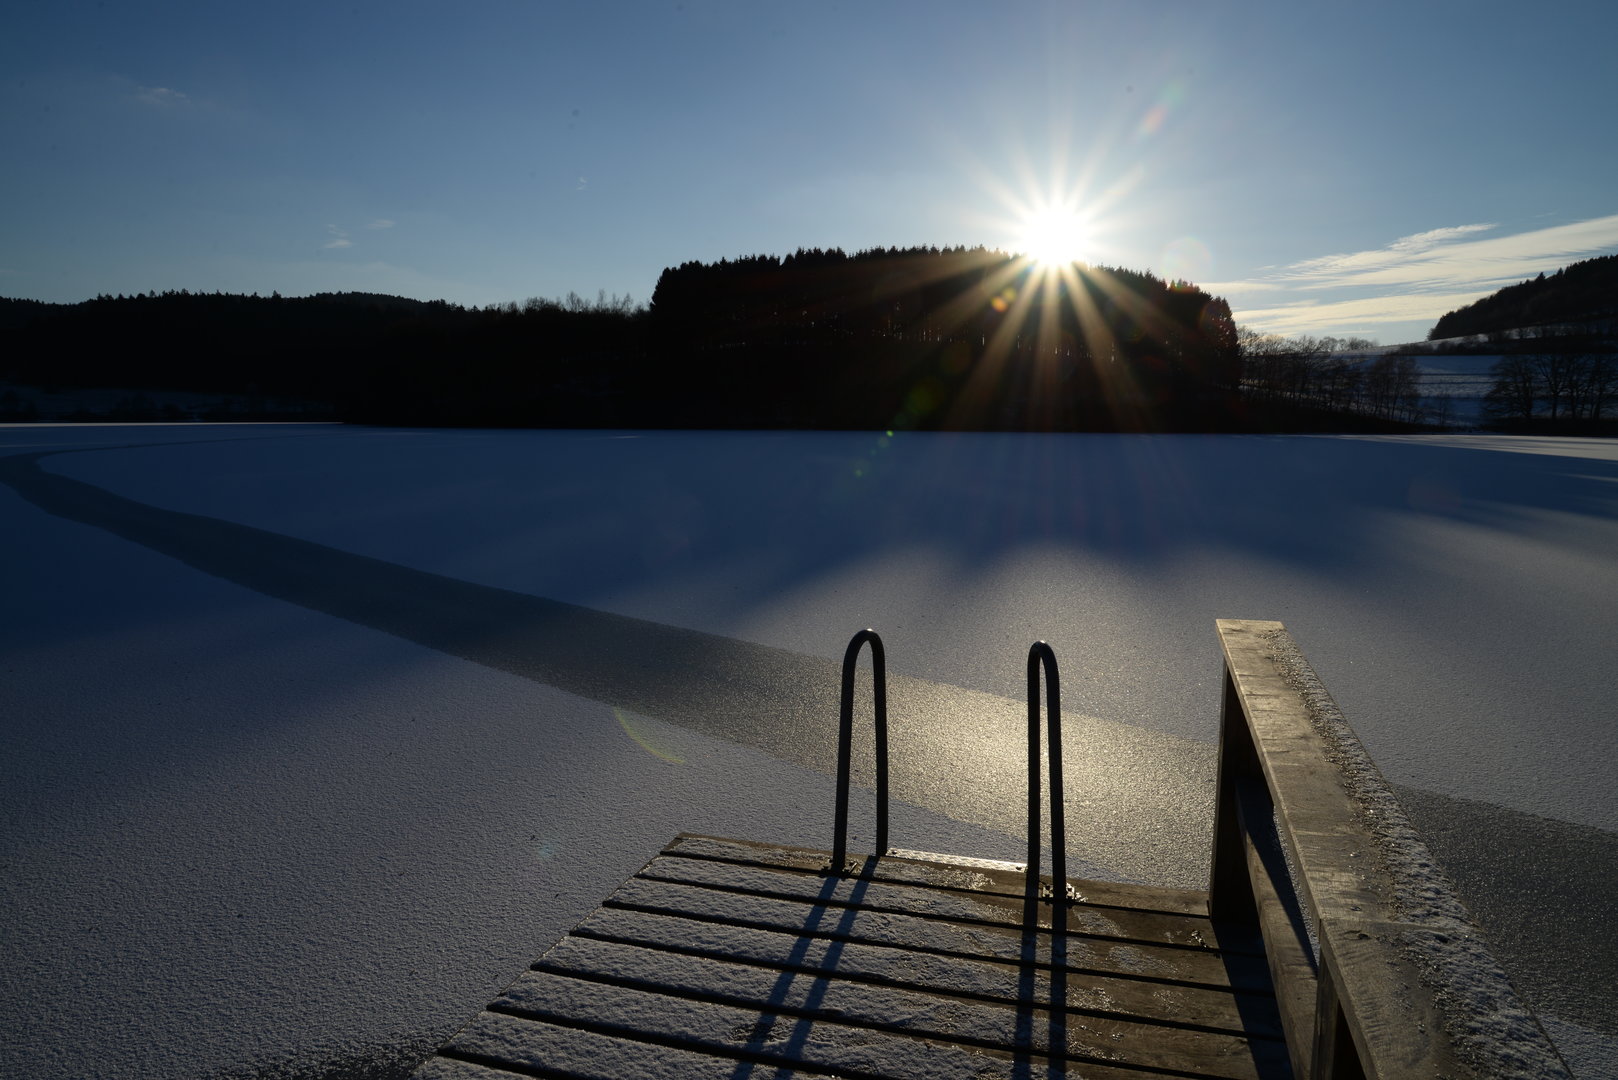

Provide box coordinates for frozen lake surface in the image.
[3,424,1615,1078]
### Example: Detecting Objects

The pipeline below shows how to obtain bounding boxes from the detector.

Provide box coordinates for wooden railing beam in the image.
[1210,619,1569,1080]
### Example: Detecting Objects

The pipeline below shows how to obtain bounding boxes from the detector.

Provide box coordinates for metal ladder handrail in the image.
[831,628,889,873]
[1026,641,1067,902]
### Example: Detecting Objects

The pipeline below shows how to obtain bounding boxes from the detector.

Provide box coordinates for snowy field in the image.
[3,423,1616,1078]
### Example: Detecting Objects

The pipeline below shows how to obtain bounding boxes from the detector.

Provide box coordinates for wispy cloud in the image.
[135,85,188,107]
[1213,213,1618,337]
[322,220,392,249]
[1231,291,1502,337]
[1388,223,1498,252]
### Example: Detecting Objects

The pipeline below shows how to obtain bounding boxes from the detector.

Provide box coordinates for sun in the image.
[1017,204,1092,268]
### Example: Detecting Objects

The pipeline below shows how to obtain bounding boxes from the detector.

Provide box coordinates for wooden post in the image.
[1211,619,1571,1080]
[1208,664,1259,925]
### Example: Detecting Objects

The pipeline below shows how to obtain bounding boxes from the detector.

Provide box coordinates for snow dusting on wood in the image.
[1264,627,1571,1080]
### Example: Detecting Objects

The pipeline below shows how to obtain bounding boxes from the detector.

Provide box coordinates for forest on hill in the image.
[1428,253,1618,340]
[3,247,1253,431]
[0,290,464,404]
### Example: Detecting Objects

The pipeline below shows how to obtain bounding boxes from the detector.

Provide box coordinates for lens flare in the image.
[1133,80,1185,142]
[1161,236,1212,283]
[614,708,686,764]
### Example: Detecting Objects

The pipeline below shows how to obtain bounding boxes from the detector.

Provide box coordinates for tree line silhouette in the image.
[1,290,461,408]
[1481,328,1617,430]
[4,248,1256,431]
[1429,254,1618,340]
[638,246,1241,430]
[1235,331,1427,422]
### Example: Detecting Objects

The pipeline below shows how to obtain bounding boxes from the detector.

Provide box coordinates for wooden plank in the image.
[1315,921,1451,1079]
[605,873,1268,991]
[412,836,1292,1079]
[518,937,1286,1079]
[440,1009,820,1079]
[1213,620,1572,1079]
[1236,775,1320,1079]
[1214,621,1385,943]
[477,968,1272,1080]
[669,833,1214,918]
[565,906,1284,1040]
[1209,659,1264,930]
[1217,619,1432,1079]
[637,851,1227,951]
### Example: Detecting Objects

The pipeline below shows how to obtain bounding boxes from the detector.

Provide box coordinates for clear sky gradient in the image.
[4,0,1616,343]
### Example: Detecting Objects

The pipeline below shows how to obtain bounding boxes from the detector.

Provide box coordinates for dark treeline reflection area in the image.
[5,246,1266,431]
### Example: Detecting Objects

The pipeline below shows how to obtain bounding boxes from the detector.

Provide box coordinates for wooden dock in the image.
[411,621,1571,1079]
[416,835,1286,1079]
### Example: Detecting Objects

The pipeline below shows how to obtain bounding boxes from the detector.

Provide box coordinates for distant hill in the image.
[2,251,1249,431]
[1428,253,1618,340]
[0,297,69,330]
[1,289,463,400]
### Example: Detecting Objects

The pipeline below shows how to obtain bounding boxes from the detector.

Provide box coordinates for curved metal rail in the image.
[1025,641,1067,905]
[831,628,889,872]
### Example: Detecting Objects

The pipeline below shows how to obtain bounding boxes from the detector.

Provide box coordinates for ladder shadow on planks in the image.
[412,621,1570,1080]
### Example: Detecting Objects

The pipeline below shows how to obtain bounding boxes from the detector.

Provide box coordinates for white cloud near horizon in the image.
[134,85,188,107]
[323,221,391,249]
[1231,290,1499,337]
[1212,213,1618,338]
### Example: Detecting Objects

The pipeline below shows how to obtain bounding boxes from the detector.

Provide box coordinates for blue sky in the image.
[4,0,1616,343]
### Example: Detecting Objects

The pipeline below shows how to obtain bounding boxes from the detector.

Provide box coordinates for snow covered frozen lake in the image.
[3,424,1615,1078]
